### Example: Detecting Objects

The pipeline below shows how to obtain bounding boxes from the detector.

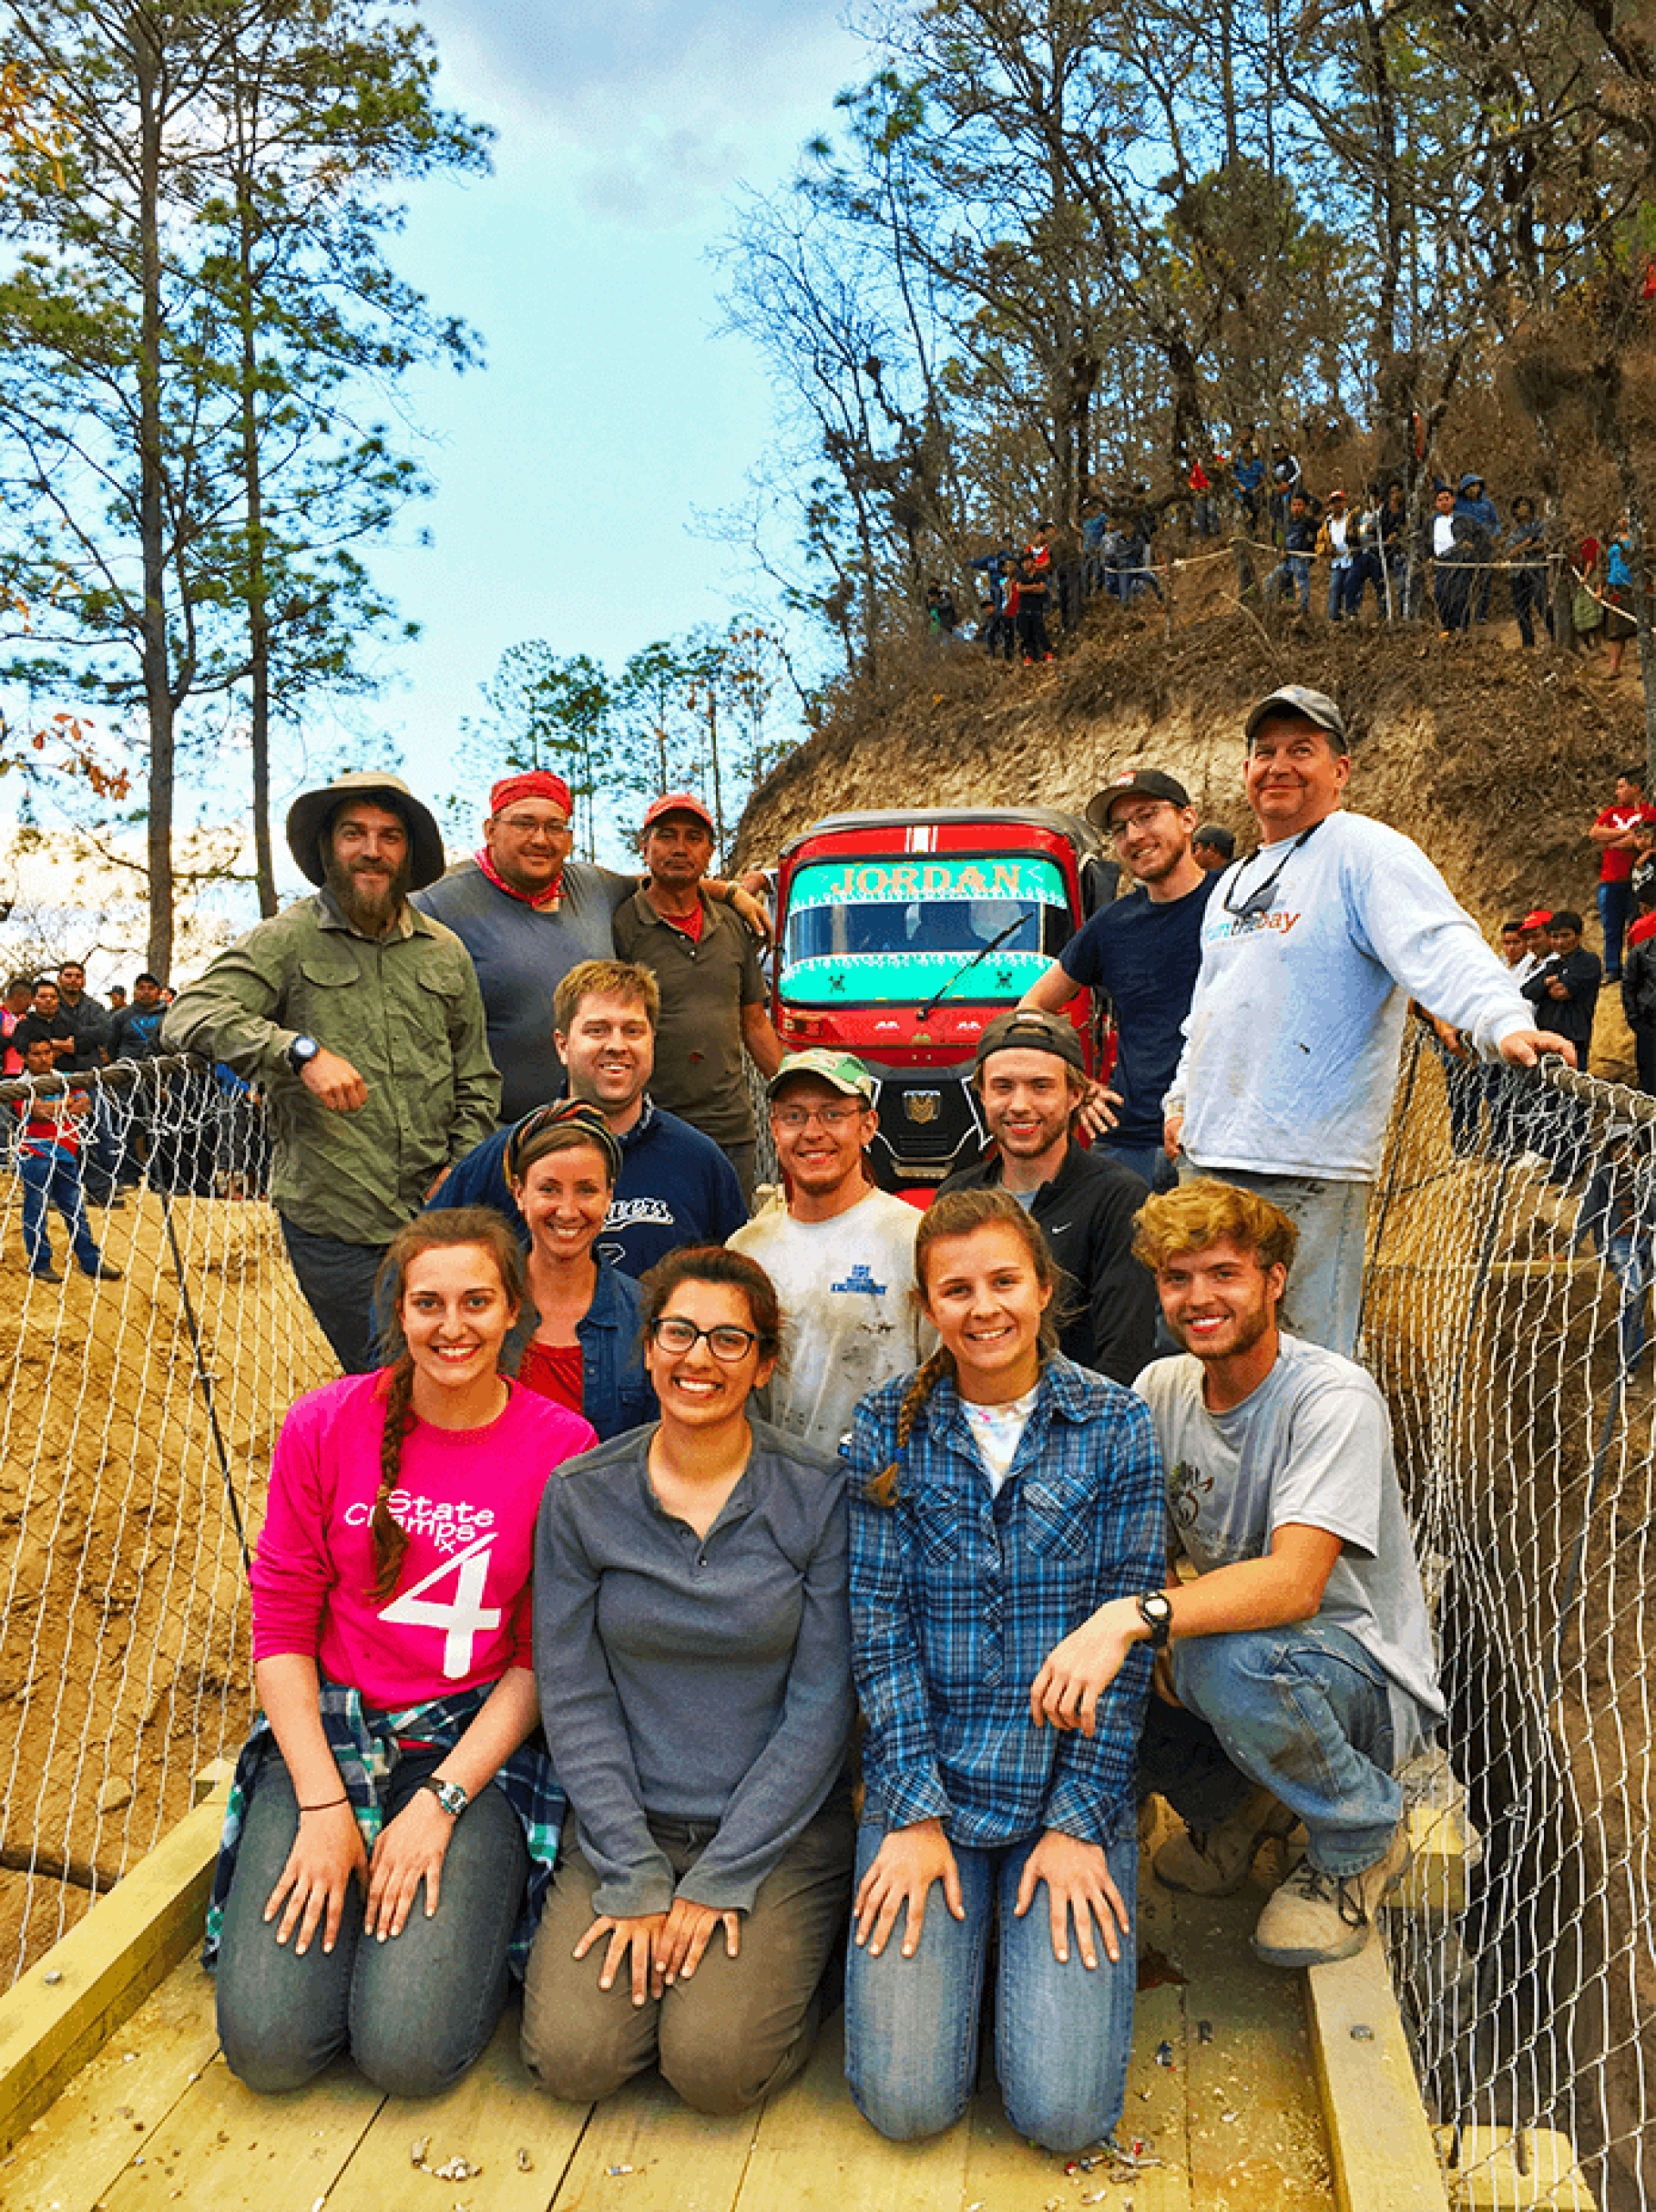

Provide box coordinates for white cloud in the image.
[421,0,864,222]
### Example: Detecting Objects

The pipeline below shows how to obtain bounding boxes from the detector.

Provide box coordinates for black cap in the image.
[974,1009,1087,1073]
[1084,767,1192,832]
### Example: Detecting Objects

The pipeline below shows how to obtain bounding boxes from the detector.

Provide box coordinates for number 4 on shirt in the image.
[380,1533,502,1677]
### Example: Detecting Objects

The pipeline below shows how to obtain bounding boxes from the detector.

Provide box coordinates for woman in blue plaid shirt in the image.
[843,1187,1165,2154]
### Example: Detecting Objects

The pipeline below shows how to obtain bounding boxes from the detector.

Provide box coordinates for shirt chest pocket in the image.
[294,950,367,1043]
[1020,1478,1095,1562]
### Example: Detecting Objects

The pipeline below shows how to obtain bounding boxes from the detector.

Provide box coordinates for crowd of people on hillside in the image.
[6,711,1644,2158]
[942,445,1640,663]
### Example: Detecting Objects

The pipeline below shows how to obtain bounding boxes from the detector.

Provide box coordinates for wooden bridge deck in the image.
[0,1795,1457,2212]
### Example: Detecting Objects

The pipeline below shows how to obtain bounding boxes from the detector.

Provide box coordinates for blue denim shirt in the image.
[847,1354,1164,1850]
[571,1258,655,1441]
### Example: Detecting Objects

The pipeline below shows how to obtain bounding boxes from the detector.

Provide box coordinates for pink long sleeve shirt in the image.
[251,1371,597,1708]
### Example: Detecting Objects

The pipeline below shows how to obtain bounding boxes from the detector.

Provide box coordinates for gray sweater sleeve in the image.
[674,1479,853,1913]
[534,1454,675,1917]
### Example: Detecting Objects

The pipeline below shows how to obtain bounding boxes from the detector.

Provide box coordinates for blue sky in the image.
[340,0,868,831]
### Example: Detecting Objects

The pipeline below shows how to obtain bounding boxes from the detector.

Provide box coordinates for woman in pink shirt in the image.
[208,1208,596,2096]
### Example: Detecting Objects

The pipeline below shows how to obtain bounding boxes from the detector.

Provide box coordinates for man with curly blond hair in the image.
[1031,1179,1443,1970]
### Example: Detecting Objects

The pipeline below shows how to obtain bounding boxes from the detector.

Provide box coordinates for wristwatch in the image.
[286,1034,320,1076]
[1135,1590,1174,1651]
[417,1776,469,1818]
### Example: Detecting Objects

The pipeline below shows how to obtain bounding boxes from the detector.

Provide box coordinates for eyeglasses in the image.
[1107,805,1172,842]
[649,1316,760,1361]
[499,813,571,840]
[773,1101,864,1131]
[1221,822,1324,921]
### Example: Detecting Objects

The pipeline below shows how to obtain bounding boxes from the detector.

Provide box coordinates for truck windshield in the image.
[782,854,1071,1007]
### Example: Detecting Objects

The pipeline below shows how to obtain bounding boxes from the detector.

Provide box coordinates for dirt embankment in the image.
[739,589,1641,1019]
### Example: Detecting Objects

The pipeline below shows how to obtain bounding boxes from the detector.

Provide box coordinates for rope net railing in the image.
[1367,1032,1655,2212]
[0,1055,334,1984]
[0,1039,1650,2209]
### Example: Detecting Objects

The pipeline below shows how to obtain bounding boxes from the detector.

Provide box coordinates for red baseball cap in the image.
[1521,909,1553,931]
[642,791,715,835]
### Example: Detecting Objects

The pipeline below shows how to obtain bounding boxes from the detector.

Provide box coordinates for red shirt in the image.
[1595,801,1656,884]
[518,1338,586,1417]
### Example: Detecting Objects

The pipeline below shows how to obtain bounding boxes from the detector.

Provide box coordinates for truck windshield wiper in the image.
[914,913,1027,1025]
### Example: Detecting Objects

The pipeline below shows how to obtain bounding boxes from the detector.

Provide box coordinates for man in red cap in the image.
[415,771,766,1126]
[612,792,783,1201]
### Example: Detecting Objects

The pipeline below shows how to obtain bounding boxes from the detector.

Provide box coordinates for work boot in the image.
[1153,1784,1295,1896]
[1251,1820,1411,1968]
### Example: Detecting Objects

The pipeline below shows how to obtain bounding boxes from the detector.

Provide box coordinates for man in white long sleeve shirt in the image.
[1163,686,1571,1353]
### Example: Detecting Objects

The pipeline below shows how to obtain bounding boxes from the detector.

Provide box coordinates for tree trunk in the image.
[134,12,176,974]
[234,139,278,918]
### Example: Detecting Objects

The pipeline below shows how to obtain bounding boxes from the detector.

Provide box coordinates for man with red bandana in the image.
[415,772,767,1126]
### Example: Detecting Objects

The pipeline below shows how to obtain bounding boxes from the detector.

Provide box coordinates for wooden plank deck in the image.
[0,1818,1355,2212]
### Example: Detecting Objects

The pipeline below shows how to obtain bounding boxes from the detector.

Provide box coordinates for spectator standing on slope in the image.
[1589,768,1653,982]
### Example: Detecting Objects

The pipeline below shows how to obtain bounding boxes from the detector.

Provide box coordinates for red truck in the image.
[768,807,1117,1193]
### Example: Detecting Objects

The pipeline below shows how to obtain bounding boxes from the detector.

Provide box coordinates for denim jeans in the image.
[1180,1162,1370,1357]
[1605,1232,1651,1372]
[1598,878,1631,979]
[844,1816,1138,2155]
[215,1744,529,2097]
[1101,1137,1176,1194]
[19,1145,101,1275]
[279,1216,390,1374]
[1140,1622,1401,1875]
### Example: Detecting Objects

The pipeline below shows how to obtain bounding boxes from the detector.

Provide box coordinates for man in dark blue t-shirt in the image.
[1019,766,1217,1188]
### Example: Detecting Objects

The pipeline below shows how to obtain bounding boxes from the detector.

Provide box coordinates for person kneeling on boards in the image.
[1032,1179,1443,1969]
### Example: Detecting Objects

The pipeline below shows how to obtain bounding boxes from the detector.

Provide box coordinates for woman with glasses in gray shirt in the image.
[521,1245,855,2115]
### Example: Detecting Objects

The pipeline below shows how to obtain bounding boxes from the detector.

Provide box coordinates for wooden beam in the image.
[1304,1936,1450,2212]
[0,1789,227,2159]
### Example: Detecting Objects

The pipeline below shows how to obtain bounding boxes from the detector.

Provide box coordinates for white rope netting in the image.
[0,1056,333,1983]
[1368,1032,1654,2212]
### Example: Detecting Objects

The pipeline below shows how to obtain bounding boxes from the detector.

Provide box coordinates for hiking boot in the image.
[1153,1785,1296,1897]
[29,1264,61,1282]
[1251,1820,1411,1968]
[81,1261,123,1282]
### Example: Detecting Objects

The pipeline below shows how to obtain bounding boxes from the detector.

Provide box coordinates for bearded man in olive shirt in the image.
[164,772,499,1373]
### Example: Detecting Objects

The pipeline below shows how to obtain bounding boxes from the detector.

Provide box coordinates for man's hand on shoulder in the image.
[300,1047,369,1112]
[731,884,773,946]
[1498,1028,1577,1069]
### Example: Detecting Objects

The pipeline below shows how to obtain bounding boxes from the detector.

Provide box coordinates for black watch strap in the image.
[1135,1590,1174,1651]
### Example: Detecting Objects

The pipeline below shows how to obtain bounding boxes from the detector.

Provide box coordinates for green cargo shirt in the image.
[162,889,501,1244]
[611,889,767,1149]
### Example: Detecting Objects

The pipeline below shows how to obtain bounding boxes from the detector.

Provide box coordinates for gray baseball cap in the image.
[1243,686,1348,750]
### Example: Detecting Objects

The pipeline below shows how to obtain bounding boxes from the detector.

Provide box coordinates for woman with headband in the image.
[506,1099,654,1441]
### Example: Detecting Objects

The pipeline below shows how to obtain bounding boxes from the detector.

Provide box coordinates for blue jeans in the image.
[1606,1232,1651,1371]
[215,1745,528,2097]
[1140,1623,1401,1876]
[844,1817,1137,2155]
[19,1144,101,1275]
[1180,1162,1370,1356]
[279,1216,390,1374]
[1598,878,1631,978]
[1101,1137,1176,1193]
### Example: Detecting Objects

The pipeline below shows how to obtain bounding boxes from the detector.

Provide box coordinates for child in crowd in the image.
[14,1033,119,1283]
[843,1187,1163,2155]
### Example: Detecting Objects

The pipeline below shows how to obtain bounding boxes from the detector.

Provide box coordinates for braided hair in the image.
[366,1207,527,1602]
[864,1186,1061,1510]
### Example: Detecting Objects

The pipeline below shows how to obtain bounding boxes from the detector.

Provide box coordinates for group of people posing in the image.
[158,680,1585,2150]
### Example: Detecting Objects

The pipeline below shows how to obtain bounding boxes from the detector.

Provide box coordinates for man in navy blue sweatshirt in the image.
[428,957,747,1275]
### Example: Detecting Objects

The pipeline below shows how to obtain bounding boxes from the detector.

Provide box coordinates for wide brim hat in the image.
[285,772,447,890]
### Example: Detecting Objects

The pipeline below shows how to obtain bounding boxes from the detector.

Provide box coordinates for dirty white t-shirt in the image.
[1134,1332,1445,1760]
[730,1190,932,1457]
